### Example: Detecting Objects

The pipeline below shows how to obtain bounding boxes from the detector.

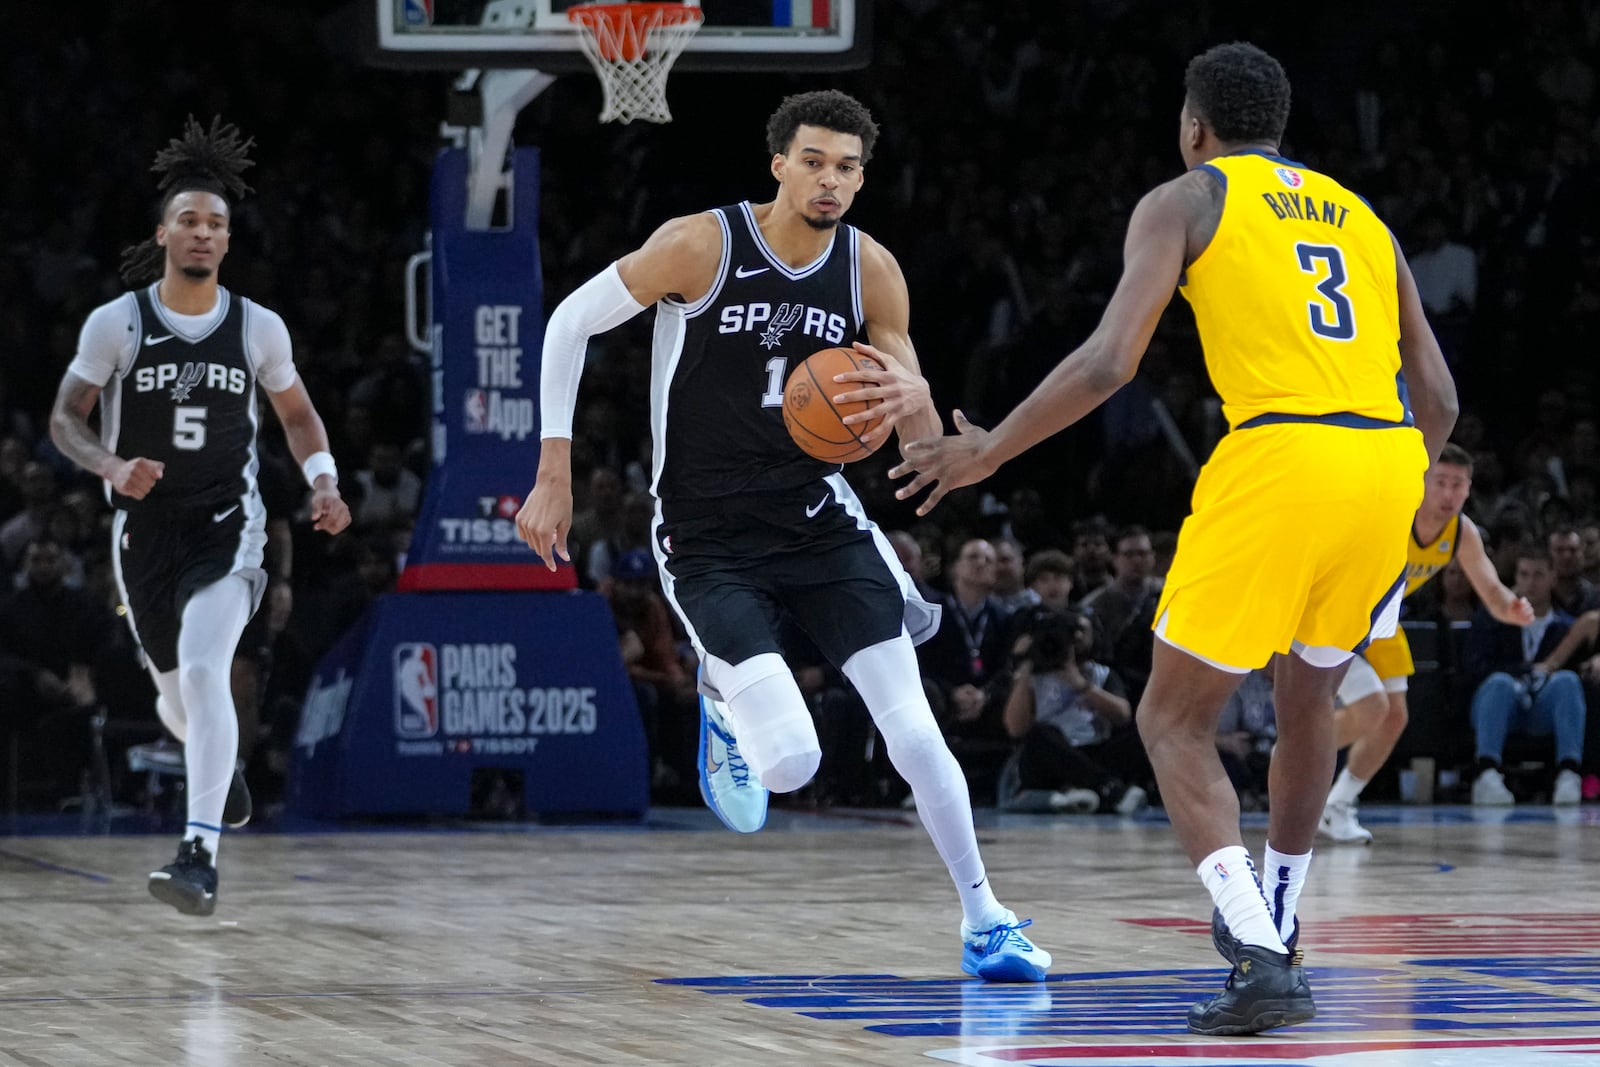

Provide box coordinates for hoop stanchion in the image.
[567,2,703,123]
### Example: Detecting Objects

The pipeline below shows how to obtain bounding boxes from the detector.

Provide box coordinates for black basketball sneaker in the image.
[1189,908,1314,1035]
[149,836,218,916]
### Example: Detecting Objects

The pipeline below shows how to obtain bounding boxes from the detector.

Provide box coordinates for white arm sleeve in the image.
[66,296,138,386]
[539,262,649,439]
[246,301,300,394]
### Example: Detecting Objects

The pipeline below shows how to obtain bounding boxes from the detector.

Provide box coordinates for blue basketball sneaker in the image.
[961,910,1052,982]
[697,684,767,834]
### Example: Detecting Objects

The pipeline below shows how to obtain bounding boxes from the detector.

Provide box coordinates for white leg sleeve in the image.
[843,637,986,887]
[176,576,252,835]
[704,652,821,794]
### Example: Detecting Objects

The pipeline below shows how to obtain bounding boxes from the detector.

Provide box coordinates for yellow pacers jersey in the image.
[1405,514,1461,597]
[1180,152,1404,430]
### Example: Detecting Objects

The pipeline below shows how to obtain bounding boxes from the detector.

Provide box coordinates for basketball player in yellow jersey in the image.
[1321,443,1533,843]
[888,43,1458,1034]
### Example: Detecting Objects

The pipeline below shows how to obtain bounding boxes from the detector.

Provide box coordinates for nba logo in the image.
[394,643,439,738]
[1275,166,1304,188]
[464,389,488,433]
[402,0,434,27]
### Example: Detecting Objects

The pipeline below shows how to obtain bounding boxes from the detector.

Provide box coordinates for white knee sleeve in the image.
[706,652,820,794]
[843,637,963,803]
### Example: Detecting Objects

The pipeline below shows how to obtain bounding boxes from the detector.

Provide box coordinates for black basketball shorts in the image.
[654,476,939,670]
[113,498,268,673]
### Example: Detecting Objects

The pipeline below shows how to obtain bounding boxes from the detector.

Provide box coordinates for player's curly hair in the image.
[1184,42,1291,146]
[765,89,879,163]
[119,115,256,286]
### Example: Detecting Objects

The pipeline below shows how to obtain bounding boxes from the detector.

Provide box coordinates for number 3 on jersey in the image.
[1295,243,1355,341]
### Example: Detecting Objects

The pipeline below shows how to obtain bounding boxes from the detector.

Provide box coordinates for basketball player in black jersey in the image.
[516,90,1051,981]
[49,117,351,915]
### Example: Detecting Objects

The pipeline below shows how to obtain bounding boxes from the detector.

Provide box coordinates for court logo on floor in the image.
[662,915,1600,1066]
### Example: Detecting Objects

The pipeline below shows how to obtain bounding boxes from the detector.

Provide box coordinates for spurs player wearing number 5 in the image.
[49,117,350,915]
[517,90,1050,981]
[1322,443,1533,842]
[891,45,1459,1031]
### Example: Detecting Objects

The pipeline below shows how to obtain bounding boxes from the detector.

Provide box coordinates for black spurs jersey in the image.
[103,287,262,511]
[650,202,865,506]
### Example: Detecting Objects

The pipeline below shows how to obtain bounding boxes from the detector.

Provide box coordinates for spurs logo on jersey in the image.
[101,285,262,511]
[716,301,850,349]
[651,201,865,505]
[133,360,250,399]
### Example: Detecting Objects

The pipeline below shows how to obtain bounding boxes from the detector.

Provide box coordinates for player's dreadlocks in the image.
[119,115,256,286]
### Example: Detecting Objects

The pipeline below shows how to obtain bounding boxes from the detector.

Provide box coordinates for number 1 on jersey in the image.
[761,356,787,407]
[1295,243,1356,341]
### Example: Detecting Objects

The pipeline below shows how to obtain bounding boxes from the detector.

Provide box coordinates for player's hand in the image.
[1498,594,1536,627]
[310,486,351,534]
[106,457,164,499]
[833,342,932,448]
[889,410,996,515]
[515,478,572,571]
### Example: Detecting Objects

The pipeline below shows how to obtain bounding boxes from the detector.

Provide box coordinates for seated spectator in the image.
[0,461,56,572]
[352,441,423,529]
[1080,524,1163,658]
[1581,523,1600,584]
[887,529,940,602]
[992,536,1034,615]
[1549,527,1600,616]
[1150,529,1178,579]
[1067,518,1112,603]
[1000,607,1148,814]
[1216,667,1276,812]
[1468,548,1585,806]
[917,537,1012,744]
[1023,549,1074,613]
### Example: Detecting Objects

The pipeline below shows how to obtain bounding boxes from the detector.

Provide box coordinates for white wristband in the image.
[302,451,338,487]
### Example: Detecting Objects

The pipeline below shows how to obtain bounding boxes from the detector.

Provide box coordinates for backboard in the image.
[370,0,870,72]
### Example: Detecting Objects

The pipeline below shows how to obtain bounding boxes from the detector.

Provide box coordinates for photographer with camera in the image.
[1001,606,1151,814]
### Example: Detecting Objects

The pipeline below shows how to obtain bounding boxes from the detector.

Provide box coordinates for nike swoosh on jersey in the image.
[145,334,175,345]
[734,265,770,278]
[213,505,239,523]
[805,493,830,518]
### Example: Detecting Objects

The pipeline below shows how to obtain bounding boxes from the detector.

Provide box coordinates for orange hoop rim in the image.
[567,3,704,63]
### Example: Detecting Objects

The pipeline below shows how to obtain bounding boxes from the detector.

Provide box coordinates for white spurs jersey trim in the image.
[739,201,836,280]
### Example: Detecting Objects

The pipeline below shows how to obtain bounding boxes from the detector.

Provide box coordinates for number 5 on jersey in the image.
[174,406,207,450]
[1295,242,1355,341]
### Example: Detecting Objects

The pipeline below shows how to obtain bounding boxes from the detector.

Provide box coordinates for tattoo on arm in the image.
[50,377,114,475]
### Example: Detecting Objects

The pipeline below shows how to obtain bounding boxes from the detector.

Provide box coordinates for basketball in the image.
[782,347,886,463]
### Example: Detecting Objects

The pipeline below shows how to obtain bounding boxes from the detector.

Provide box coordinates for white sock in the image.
[1198,845,1286,953]
[1261,844,1312,944]
[1327,767,1367,808]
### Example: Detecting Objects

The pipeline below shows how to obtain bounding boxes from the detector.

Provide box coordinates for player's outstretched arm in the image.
[267,379,351,535]
[1457,517,1534,626]
[890,177,1192,514]
[1391,232,1459,464]
[517,213,720,568]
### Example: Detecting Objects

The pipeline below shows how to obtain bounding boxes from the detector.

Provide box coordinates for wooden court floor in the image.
[2,805,1598,1066]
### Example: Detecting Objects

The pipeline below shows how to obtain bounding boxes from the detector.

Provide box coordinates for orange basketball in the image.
[782,347,886,463]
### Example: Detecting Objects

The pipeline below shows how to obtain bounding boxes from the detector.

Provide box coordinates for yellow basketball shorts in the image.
[1362,629,1414,680]
[1154,421,1427,671]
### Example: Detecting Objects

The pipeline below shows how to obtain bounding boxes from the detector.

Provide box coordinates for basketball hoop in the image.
[567,2,704,124]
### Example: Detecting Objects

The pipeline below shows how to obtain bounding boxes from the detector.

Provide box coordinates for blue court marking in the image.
[0,847,113,883]
[660,960,1600,1038]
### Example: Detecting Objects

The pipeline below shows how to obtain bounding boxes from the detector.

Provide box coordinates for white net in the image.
[567,3,704,124]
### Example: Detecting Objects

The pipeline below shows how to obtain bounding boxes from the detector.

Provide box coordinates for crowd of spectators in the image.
[2,2,1599,812]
